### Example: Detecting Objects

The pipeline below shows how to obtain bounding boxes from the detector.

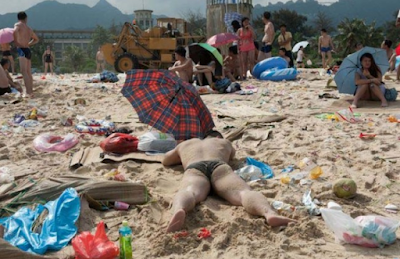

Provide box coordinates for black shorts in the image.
[260,44,272,53]
[2,51,11,57]
[0,87,12,96]
[297,61,303,64]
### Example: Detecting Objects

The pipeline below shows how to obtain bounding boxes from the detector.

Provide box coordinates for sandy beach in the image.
[1,70,400,259]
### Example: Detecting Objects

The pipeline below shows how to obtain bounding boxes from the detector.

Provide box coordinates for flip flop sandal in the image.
[318,93,339,99]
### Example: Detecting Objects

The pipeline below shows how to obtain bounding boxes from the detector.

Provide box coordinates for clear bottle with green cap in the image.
[119,220,132,259]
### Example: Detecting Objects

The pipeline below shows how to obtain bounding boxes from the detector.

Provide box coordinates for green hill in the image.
[0,0,165,30]
[253,0,398,27]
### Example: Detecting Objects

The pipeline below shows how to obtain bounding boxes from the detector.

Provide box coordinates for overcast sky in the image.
[0,0,338,16]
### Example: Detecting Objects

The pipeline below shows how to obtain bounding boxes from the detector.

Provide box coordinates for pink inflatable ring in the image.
[33,133,79,152]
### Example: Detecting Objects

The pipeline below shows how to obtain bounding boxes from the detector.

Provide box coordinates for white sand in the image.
[1,70,400,259]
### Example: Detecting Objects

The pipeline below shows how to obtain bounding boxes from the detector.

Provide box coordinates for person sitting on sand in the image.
[278,47,290,65]
[352,53,388,108]
[0,60,20,96]
[168,46,193,83]
[0,59,22,94]
[162,130,294,233]
[193,60,217,88]
[1,43,15,74]
[224,46,241,82]
[318,29,334,69]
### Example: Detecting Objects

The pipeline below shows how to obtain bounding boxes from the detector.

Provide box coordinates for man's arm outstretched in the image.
[162,147,181,166]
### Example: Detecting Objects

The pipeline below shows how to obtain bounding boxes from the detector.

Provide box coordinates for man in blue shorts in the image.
[13,12,39,97]
[318,29,334,69]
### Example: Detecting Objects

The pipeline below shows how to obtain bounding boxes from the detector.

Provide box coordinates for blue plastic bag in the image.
[0,188,80,255]
[246,157,274,179]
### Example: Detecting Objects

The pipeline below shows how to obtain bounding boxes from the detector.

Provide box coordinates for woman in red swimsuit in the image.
[237,17,256,80]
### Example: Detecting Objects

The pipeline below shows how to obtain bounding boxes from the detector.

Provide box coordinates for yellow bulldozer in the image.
[101,18,204,72]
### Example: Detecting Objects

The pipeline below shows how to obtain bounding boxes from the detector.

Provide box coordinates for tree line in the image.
[27,9,400,73]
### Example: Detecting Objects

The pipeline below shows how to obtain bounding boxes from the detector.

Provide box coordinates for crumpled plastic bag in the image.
[100,133,138,154]
[72,221,119,259]
[335,107,362,123]
[245,157,274,179]
[137,131,177,153]
[321,208,400,248]
[0,188,80,254]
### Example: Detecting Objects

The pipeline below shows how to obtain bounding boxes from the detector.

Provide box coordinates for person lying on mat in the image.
[162,130,295,233]
[352,53,388,108]
[169,46,193,83]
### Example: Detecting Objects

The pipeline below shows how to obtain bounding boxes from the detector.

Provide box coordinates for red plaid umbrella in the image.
[121,70,215,140]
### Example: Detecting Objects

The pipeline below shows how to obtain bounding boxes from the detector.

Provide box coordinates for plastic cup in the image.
[114,201,130,211]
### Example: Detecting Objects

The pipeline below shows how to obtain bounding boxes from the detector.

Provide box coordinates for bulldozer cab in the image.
[157,18,187,36]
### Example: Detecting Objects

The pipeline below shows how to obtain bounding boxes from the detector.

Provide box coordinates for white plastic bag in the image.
[234,165,263,182]
[0,167,14,183]
[320,208,399,248]
[137,131,177,153]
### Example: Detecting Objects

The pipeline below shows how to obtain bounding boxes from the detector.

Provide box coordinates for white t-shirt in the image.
[296,50,304,62]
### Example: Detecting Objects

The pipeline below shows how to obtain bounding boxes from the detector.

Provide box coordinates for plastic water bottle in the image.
[298,157,323,180]
[119,220,133,259]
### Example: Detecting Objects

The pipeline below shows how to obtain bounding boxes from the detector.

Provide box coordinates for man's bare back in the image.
[174,138,233,168]
[14,22,33,48]
[96,51,104,61]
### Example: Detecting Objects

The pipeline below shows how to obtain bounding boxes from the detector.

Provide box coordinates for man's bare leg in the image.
[27,59,33,95]
[19,57,31,95]
[212,165,294,227]
[8,56,15,74]
[327,51,332,68]
[397,67,400,81]
[167,169,210,232]
[321,52,326,69]
[44,63,48,75]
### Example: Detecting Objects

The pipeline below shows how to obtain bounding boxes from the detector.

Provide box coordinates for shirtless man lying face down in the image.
[162,130,294,232]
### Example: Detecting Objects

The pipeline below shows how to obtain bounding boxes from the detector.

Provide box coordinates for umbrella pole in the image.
[148,86,182,133]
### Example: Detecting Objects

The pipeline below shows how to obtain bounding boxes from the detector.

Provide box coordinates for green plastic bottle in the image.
[119,220,133,259]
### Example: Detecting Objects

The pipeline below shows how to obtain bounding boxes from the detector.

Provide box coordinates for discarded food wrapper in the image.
[327,201,342,211]
[359,133,376,139]
[174,231,189,239]
[385,204,398,213]
[302,190,320,216]
[198,228,211,239]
